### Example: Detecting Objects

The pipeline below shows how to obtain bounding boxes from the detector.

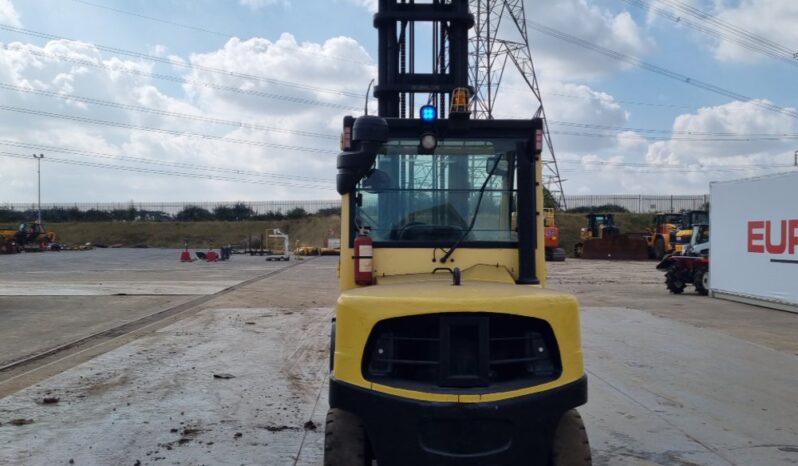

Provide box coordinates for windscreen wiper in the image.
[439,154,503,263]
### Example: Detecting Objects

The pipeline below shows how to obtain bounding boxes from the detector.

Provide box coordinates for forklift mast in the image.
[374,0,473,118]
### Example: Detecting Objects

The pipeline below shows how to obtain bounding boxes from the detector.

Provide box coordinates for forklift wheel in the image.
[550,409,592,466]
[324,409,371,466]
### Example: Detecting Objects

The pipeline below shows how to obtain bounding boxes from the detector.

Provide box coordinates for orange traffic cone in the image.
[180,242,192,262]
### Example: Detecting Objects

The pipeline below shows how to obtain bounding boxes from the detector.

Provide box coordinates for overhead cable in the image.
[0,24,366,98]
[0,82,338,140]
[0,139,334,184]
[526,20,798,120]
[0,151,336,189]
[68,0,373,66]
[0,105,337,154]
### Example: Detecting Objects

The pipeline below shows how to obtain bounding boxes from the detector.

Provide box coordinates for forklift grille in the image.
[362,313,561,393]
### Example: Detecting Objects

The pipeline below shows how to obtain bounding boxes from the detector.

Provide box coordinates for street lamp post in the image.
[33,154,44,224]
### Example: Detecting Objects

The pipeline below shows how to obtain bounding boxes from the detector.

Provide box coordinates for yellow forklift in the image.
[326,3,589,465]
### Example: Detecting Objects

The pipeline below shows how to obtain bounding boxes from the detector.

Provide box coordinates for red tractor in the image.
[657,255,709,295]
[656,224,710,295]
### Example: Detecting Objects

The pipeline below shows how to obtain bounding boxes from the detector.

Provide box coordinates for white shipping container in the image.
[710,171,798,312]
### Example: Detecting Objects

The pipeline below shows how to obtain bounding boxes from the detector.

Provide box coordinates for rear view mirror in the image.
[361,169,391,193]
[486,154,508,176]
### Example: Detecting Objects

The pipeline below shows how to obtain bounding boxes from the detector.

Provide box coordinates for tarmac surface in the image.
[0,252,796,465]
[0,249,289,367]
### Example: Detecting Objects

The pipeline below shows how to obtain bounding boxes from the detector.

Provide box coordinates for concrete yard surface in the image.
[0,249,296,369]
[1,254,797,465]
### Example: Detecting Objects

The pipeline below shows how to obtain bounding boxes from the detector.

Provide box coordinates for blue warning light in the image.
[420,105,437,121]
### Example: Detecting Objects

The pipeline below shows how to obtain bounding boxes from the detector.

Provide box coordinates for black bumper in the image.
[329,376,588,466]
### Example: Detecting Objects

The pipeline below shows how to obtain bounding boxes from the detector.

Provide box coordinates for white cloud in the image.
[0,33,378,203]
[712,0,798,63]
[543,98,798,195]
[239,0,287,11]
[345,0,377,12]
[517,1,652,81]
[0,0,21,27]
[644,0,798,64]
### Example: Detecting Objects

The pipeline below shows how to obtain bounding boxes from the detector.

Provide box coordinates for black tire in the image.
[653,237,665,260]
[694,269,709,296]
[665,269,686,294]
[550,409,592,466]
[324,409,371,466]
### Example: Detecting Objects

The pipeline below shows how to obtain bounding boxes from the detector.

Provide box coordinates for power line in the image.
[620,0,798,66]
[0,151,336,190]
[549,120,798,139]
[67,0,373,66]
[17,48,361,112]
[653,0,796,57]
[0,139,334,184]
[549,129,798,142]
[0,104,337,154]
[0,24,367,98]
[548,91,698,110]
[526,20,798,120]
[70,0,233,39]
[557,158,793,172]
[9,80,795,142]
[0,82,339,140]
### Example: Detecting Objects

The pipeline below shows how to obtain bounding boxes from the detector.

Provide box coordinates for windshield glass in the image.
[354,138,518,243]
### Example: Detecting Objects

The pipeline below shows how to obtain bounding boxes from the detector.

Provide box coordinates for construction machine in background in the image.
[646,213,682,259]
[543,208,566,261]
[657,224,710,295]
[0,234,17,254]
[672,210,709,255]
[0,221,57,252]
[573,213,649,260]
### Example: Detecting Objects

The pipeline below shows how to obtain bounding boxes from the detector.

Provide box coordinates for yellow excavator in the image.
[325,4,590,465]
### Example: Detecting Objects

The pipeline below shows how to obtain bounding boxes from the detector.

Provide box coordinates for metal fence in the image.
[1,195,709,215]
[0,200,341,215]
[563,195,709,213]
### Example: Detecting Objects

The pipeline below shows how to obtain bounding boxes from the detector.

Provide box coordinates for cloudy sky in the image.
[0,0,796,204]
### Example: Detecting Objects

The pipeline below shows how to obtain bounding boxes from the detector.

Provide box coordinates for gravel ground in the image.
[1,255,796,465]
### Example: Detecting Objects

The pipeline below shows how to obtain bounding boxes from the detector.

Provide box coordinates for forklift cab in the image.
[329,113,588,466]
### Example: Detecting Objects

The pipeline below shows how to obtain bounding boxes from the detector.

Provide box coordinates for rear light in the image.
[535,129,543,154]
[341,126,352,150]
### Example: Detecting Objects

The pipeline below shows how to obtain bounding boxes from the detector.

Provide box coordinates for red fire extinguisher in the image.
[354,228,373,286]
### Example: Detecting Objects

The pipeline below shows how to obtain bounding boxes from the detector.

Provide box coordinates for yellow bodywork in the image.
[674,228,692,254]
[333,159,585,403]
[333,269,583,403]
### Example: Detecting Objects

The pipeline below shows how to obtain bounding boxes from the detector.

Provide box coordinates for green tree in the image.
[176,205,214,221]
